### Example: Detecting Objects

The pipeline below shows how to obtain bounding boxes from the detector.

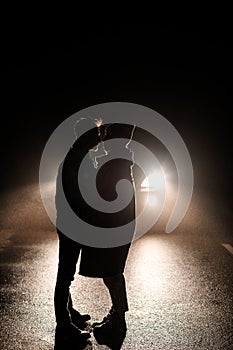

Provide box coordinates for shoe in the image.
[54,322,91,350]
[92,306,114,328]
[70,308,91,330]
[93,311,127,350]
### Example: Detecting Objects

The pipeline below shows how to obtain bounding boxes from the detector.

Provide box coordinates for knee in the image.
[103,273,124,288]
[56,267,75,287]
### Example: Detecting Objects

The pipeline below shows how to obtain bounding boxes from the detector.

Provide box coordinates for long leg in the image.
[54,232,81,325]
[103,273,129,313]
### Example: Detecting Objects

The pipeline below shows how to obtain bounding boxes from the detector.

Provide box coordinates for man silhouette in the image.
[54,119,135,349]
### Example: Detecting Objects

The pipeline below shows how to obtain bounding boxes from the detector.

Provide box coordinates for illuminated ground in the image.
[0,184,232,349]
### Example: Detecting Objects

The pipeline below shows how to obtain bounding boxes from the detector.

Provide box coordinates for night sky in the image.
[1,27,232,208]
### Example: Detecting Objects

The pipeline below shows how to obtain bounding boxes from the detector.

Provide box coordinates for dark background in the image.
[1,26,232,206]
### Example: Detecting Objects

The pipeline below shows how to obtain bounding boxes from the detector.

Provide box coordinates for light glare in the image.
[141,171,165,190]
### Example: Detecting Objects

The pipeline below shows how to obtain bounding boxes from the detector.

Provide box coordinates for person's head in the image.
[74,117,98,140]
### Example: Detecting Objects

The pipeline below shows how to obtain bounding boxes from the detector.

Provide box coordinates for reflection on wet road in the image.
[0,184,232,349]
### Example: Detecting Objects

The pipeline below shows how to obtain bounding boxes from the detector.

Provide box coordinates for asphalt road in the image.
[0,184,232,349]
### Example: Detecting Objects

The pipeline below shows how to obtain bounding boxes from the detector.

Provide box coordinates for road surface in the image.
[0,183,232,349]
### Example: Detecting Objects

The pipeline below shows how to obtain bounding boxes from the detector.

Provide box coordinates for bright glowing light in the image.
[141,171,165,191]
[147,194,157,206]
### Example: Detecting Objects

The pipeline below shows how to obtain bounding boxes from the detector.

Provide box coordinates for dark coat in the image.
[56,123,135,277]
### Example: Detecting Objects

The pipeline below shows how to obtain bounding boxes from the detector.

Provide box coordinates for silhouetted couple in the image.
[54,121,135,350]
